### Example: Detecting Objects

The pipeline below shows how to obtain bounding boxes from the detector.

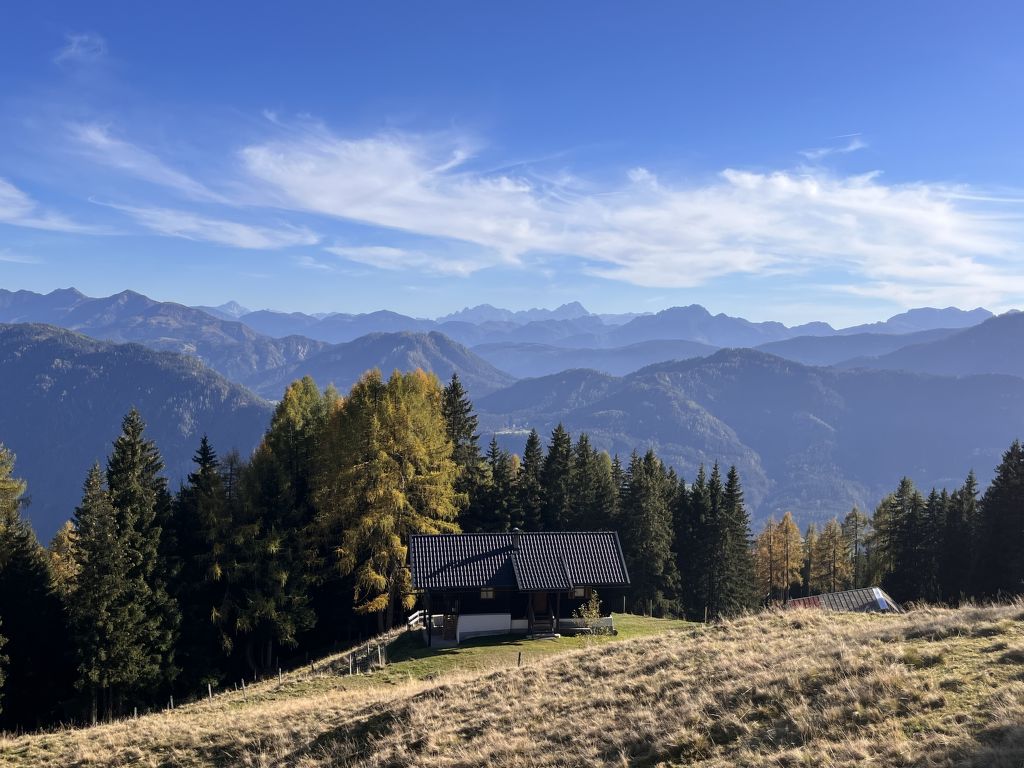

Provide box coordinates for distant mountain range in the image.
[2,288,1020,539]
[0,324,272,540]
[478,349,1024,523]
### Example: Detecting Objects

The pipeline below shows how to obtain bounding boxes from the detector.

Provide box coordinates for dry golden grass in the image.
[4,603,1024,767]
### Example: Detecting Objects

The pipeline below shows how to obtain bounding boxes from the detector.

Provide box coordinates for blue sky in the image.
[1,2,1023,326]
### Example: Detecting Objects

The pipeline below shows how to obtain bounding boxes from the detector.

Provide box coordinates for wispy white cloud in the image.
[234,127,1024,306]
[295,254,334,271]
[103,202,320,249]
[0,249,42,264]
[70,124,226,202]
[800,134,867,161]
[54,33,107,65]
[34,118,1024,308]
[0,177,104,233]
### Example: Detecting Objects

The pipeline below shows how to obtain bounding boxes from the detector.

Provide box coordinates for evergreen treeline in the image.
[1,368,1022,730]
[751,442,1024,606]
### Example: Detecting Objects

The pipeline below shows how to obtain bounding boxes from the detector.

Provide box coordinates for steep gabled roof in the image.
[409,531,630,591]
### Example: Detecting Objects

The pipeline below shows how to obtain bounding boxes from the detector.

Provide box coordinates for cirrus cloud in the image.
[235,127,1024,306]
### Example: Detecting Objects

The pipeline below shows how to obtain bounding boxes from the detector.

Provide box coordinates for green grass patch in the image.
[374,613,695,685]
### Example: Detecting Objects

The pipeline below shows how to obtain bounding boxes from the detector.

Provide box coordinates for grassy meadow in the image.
[3,606,1024,766]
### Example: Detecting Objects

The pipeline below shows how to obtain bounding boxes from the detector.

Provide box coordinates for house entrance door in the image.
[532,591,548,614]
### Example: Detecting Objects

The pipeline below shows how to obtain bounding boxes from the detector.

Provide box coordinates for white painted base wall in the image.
[457,613,511,642]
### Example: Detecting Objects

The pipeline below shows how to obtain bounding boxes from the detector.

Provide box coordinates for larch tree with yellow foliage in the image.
[316,370,460,631]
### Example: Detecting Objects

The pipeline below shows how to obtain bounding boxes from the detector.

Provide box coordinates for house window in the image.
[572,586,587,599]
[481,587,495,600]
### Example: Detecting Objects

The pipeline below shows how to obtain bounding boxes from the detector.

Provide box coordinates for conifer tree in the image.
[0,444,74,729]
[715,466,756,615]
[676,465,710,619]
[517,430,545,530]
[869,477,926,601]
[840,507,870,589]
[442,374,485,523]
[230,378,336,669]
[103,409,180,704]
[171,437,232,689]
[940,472,977,603]
[973,440,1024,598]
[541,424,573,530]
[479,437,518,531]
[47,520,79,599]
[317,370,460,630]
[70,464,125,722]
[814,518,852,594]
[619,451,679,615]
[566,434,618,531]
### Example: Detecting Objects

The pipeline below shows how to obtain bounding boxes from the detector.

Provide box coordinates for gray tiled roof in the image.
[785,587,903,613]
[409,531,630,591]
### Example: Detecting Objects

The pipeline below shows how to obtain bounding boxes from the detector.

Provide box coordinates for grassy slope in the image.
[4,606,1024,767]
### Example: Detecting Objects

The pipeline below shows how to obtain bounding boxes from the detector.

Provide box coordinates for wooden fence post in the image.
[208,683,213,701]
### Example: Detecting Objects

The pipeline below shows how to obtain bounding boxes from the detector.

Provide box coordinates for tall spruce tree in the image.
[103,409,180,705]
[869,477,926,601]
[441,374,486,527]
[480,437,518,531]
[619,451,679,615]
[517,430,545,531]
[715,466,755,615]
[940,472,977,603]
[0,444,74,729]
[171,437,232,691]
[676,465,710,619]
[973,440,1024,598]
[540,424,573,530]
[71,464,128,722]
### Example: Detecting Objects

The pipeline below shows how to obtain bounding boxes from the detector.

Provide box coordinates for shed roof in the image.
[409,531,630,591]
[785,587,903,613]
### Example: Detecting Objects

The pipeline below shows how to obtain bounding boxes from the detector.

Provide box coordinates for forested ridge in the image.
[0,368,1022,731]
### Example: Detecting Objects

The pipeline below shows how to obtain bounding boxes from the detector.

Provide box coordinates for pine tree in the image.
[940,472,976,603]
[442,374,487,527]
[973,440,1024,598]
[917,488,947,602]
[230,378,336,670]
[715,466,755,615]
[676,465,710,619]
[48,521,80,599]
[479,437,518,531]
[870,477,926,601]
[171,437,233,690]
[0,444,74,729]
[103,409,180,706]
[619,451,679,615]
[70,464,125,722]
[517,430,545,531]
[540,424,573,530]
[316,370,460,630]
